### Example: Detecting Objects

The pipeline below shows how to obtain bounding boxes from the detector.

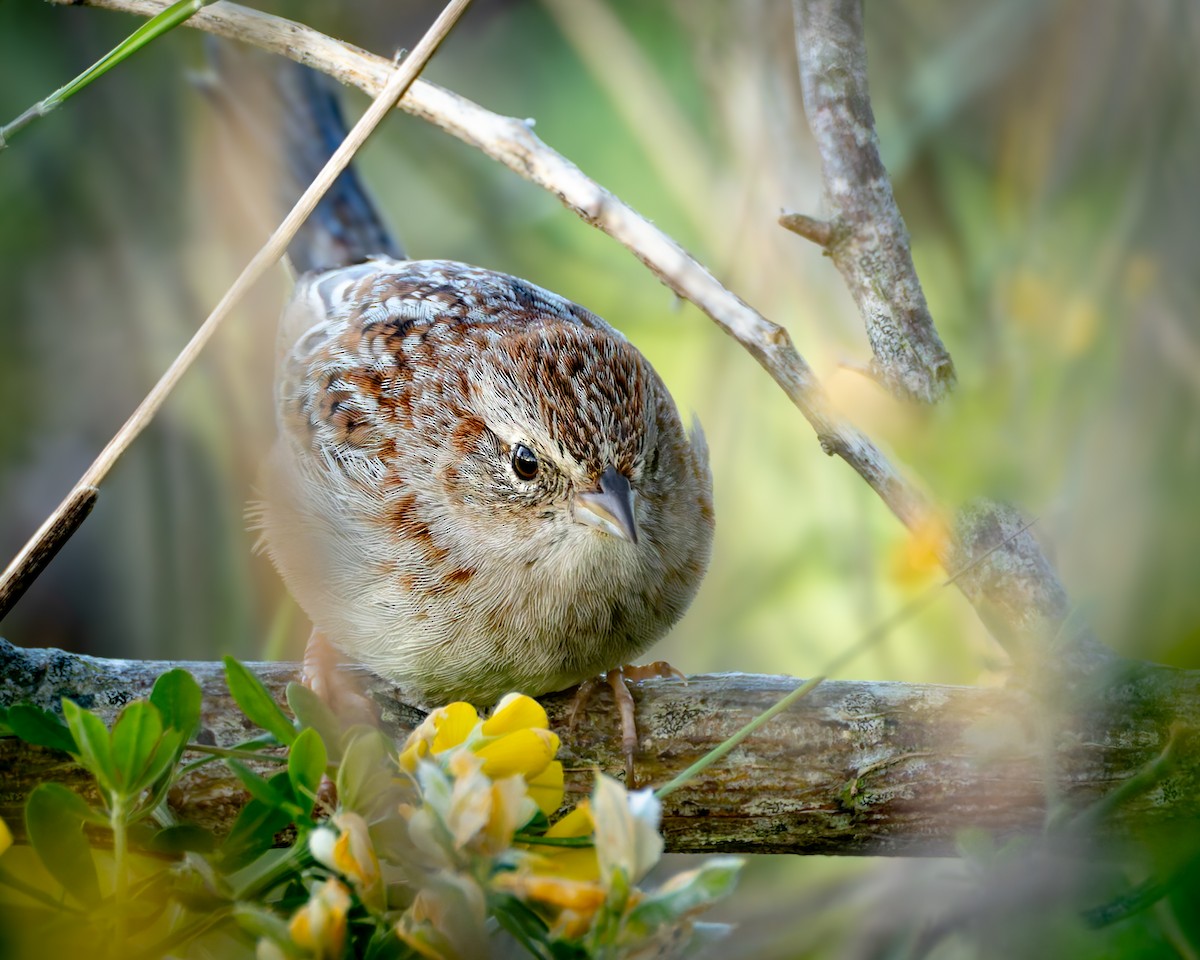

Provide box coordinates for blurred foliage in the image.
[0,672,740,958]
[2,0,1200,956]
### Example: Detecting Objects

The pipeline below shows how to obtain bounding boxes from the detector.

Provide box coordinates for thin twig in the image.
[0,0,473,613]
[789,0,956,403]
[0,486,97,619]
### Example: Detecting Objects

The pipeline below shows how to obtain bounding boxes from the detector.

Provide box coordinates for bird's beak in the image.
[574,465,638,544]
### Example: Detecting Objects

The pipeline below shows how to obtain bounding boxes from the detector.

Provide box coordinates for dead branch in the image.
[1,641,1195,857]
[787,0,956,403]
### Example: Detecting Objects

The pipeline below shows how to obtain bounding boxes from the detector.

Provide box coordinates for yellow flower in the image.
[398,694,564,811]
[309,812,383,910]
[482,774,535,856]
[481,693,549,737]
[502,801,606,937]
[434,750,536,856]
[395,872,488,960]
[526,758,565,818]
[498,872,606,912]
[399,701,480,772]
[526,802,600,882]
[889,513,948,586]
[289,877,351,959]
[592,774,663,886]
[494,870,608,941]
[398,693,567,868]
[475,727,559,780]
[0,817,11,859]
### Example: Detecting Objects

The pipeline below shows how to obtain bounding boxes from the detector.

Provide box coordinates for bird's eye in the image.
[512,443,539,481]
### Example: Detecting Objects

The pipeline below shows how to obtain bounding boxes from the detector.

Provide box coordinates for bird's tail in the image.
[276,62,404,272]
[199,44,404,273]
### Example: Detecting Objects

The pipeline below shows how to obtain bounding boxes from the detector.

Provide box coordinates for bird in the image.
[249,60,714,780]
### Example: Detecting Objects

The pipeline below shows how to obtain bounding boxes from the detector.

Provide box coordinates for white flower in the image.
[592,773,664,887]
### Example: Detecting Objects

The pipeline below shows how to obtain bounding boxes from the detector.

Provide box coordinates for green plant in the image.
[0,662,741,959]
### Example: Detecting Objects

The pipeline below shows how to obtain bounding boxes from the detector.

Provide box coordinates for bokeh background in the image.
[2,0,1199,956]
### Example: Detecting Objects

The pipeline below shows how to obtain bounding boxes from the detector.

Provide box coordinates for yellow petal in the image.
[545,802,593,839]
[527,760,564,818]
[447,760,494,849]
[499,873,606,913]
[528,802,599,882]
[288,908,314,950]
[538,846,600,883]
[889,513,948,586]
[290,878,351,955]
[553,908,595,941]
[475,728,559,780]
[482,776,535,854]
[432,702,480,752]
[481,694,548,737]
[331,812,382,904]
[398,737,429,774]
[0,817,11,859]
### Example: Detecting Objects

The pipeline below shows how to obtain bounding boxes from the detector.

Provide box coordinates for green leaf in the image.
[111,700,164,794]
[220,797,294,872]
[227,760,295,810]
[61,698,115,793]
[25,783,102,904]
[0,705,9,735]
[6,703,77,753]
[150,668,202,739]
[141,728,186,790]
[0,0,218,148]
[337,729,401,819]
[625,857,743,934]
[490,895,557,960]
[286,682,344,761]
[363,925,413,960]
[287,728,327,816]
[223,657,296,745]
[148,823,219,854]
[232,903,295,946]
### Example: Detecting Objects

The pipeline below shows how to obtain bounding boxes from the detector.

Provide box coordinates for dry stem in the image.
[788,0,956,403]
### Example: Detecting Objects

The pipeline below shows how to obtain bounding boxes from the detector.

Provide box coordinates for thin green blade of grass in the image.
[654,517,1040,799]
[0,0,215,149]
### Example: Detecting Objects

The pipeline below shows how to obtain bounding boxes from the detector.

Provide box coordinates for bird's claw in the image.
[568,661,686,788]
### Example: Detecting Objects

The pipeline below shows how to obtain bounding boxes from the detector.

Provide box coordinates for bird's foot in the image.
[302,629,381,729]
[568,661,686,788]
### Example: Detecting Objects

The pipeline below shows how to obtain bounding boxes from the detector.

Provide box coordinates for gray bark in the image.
[2,641,1195,856]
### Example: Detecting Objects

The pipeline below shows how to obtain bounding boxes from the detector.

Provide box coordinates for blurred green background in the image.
[2,0,1199,956]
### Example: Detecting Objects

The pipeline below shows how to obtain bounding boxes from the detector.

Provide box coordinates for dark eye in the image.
[512,443,539,481]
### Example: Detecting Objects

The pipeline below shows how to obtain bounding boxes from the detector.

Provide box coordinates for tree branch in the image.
[2,641,1196,856]
[787,0,956,403]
